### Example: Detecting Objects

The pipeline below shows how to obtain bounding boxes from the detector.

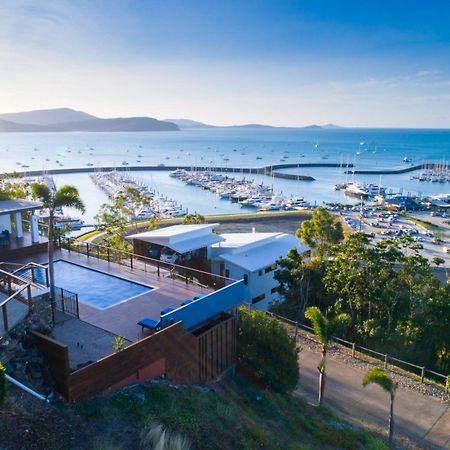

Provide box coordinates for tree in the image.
[362,368,397,442]
[304,306,350,405]
[32,184,85,306]
[237,307,299,392]
[432,256,445,267]
[0,362,7,406]
[297,207,343,259]
[183,213,206,224]
[273,249,326,322]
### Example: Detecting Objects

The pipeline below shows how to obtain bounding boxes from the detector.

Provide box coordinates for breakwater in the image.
[6,162,352,180]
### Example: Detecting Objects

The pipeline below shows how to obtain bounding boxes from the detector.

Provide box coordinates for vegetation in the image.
[237,307,299,393]
[0,172,27,200]
[363,368,397,443]
[304,307,351,405]
[140,422,191,450]
[401,214,440,231]
[32,184,85,305]
[0,362,7,406]
[69,382,388,450]
[297,206,343,259]
[112,336,125,352]
[274,229,450,374]
[95,186,160,251]
[183,213,207,224]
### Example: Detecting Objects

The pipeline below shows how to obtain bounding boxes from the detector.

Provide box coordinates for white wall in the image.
[218,261,280,311]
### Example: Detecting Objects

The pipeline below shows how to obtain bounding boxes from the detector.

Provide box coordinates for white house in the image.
[209,231,310,310]
[126,224,309,310]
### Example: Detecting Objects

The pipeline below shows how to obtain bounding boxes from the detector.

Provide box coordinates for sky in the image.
[0,0,449,128]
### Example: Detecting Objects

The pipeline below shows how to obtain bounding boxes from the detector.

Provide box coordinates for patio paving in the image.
[14,249,212,342]
[53,312,131,370]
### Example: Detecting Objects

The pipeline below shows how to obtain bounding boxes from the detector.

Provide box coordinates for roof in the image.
[0,199,43,216]
[212,232,281,251]
[126,223,225,253]
[216,233,309,272]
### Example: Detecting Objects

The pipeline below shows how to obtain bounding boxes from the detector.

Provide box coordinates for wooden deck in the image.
[0,232,48,260]
[14,249,212,342]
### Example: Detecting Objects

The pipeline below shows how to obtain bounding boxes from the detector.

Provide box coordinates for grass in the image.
[401,214,440,231]
[70,380,389,450]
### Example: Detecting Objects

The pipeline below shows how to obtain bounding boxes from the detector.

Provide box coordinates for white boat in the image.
[169,169,188,178]
[403,156,412,163]
[54,216,84,230]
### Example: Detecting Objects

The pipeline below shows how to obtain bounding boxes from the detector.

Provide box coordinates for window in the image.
[258,270,262,276]
[243,274,248,285]
[265,263,277,274]
[251,293,265,304]
[225,269,230,278]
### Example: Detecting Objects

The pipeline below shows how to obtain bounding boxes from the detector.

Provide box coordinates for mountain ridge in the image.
[0,108,178,132]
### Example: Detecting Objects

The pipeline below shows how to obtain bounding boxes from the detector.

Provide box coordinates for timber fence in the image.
[266,311,449,392]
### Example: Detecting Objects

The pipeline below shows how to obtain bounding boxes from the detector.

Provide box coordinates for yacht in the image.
[403,156,412,163]
[169,168,189,178]
[54,216,84,230]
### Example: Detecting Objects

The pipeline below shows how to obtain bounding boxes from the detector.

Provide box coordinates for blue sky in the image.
[0,0,449,127]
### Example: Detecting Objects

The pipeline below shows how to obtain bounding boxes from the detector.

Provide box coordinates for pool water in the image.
[35,260,152,309]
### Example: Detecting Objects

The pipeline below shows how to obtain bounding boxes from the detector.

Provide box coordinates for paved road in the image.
[296,346,450,449]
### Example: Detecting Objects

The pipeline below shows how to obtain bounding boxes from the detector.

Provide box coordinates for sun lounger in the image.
[160,307,174,316]
[181,299,193,306]
[137,318,159,332]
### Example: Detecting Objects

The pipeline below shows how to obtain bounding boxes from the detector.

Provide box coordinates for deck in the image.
[13,249,212,342]
[0,232,48,260]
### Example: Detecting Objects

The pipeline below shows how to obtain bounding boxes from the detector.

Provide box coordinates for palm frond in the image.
[31,183,52,207]
[362,368,396,393]
[305,306,329,345]
[54,185,86,213]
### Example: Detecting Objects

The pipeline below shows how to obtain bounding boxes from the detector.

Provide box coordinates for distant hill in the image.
[0,108,97,126]
[0,108,179,132]
[322,123,343,129]
[165,118,274,129]
[164,118,214,128]
[0,119,51,132]
[55,117,179,132]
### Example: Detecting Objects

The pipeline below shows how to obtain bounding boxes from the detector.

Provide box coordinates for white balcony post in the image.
[14,212,23,238]
[30,214,39,243]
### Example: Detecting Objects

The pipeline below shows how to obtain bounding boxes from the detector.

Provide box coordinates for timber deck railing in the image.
[60,237,237,291]
[267,311,449,392]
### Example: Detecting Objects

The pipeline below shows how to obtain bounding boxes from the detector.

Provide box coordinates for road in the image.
[296,345,450,449]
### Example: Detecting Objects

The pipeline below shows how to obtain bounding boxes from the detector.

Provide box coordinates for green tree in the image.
[297,207,343,259]
[304,306,350,405]
[363,368,397,443]
[432,256,445,267]
[273,249,326,322]
[183,213,206,224]
[32,184,85,305]
[237,307,299,392]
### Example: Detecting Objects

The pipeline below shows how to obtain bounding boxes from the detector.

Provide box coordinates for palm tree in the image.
[304,306,350,406]
[32,184,85,308]
[363,367,397,443]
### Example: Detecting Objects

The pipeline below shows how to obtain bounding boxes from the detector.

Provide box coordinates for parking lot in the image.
[340,207,450,270]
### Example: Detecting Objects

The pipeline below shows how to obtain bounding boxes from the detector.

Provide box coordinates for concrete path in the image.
[296,346,450,449]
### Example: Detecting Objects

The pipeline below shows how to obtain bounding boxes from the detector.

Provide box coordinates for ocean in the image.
[1,127,449,224]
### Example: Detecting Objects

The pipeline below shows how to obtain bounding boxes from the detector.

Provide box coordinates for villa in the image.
[127,223,309,310]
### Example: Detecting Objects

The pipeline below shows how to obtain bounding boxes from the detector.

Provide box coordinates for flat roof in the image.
[126,223,225,253]
[217,234,308,272]
[212,232,281,249]
[0,199,43,216]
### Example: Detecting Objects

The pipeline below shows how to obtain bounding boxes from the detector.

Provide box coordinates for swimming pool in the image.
[35,260,153,309]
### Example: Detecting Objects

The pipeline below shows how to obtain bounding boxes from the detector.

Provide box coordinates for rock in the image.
[28,362,42,379]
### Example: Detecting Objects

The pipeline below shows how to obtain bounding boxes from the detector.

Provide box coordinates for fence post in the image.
[31,267,36,283]
[107,247,110,262]
[446,376,449,393]
[76,294,79,319]
[61,288,65,313]
[421,367,425,383]
[2,305,8,332]
[86,243,90,258]
[384,354,388,369]
[130,254,133,269]
[352,343,356,358]
[157,263,160,277]
[27,285,32,308]
[68,237,71,253]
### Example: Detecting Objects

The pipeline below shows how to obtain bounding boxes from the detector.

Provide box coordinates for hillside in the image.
[0,108,179,132]
[54,117,179,132]
[164,118,214,128]
[0,107,97,126]
[2,381,389,450]
[0,118,51,132]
